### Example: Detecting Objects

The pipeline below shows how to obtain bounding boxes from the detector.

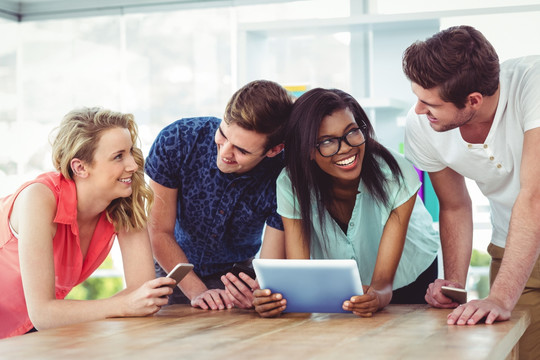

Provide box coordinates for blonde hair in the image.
[51,107,153,232]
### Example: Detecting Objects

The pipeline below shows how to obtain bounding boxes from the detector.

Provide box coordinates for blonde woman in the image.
[0,107,175,338]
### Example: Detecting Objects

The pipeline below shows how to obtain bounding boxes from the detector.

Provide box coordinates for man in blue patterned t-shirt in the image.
[145,80,293,311]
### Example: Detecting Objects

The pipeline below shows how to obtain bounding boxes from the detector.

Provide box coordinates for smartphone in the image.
[164,263,194,288]
[230,263,256,287]
[441,285,467,304]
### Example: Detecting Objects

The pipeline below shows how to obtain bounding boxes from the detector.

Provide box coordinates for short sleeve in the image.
[519,59,540,132]
[265,209,284,231]
[145,121,188,189]
[276,169,302,219]
[386,150,422,210]
[404,106,446,173]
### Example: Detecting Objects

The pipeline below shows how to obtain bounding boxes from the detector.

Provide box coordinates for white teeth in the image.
[119,178,131,183]
[336,155,356,166]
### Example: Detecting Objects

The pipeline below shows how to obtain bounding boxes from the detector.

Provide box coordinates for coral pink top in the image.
[0,172,116,338]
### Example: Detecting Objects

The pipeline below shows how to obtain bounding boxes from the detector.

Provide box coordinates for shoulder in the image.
[501,56,540,73]
[17,183,56,208]
[375,149,420,189]
[146,117,221,171]
[500,56,540,93]
[379,149,417,175]
[276,167,291,187]
[155,117,221,142]
[16,172,62,201]
[11,177,57,228]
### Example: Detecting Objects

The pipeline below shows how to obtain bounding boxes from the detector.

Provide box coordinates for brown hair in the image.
[224,80,294,151]
[402,25,499,108]
[52,107,153,232]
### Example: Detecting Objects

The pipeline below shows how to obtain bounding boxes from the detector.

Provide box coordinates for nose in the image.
[126,153,138,173]
[219,140,234,159]
[337,138,353,155]
[414,101,428,115]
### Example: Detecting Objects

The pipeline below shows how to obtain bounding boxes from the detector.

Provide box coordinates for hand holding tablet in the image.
[253,259,363,314]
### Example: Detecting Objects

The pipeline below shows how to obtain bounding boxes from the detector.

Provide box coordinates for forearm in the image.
[369,281,393,310]
[259,225,285,259]
[28,297,122,331]
[439,207,473,287]
[489,195,540,309]
[151,233,207,300]
[151,232,190,273]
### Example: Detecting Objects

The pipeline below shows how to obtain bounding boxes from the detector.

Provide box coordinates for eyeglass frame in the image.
[315,126,367,158]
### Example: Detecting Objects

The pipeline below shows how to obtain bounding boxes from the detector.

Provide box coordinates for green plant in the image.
[66,256,124,300]
[468,249,491,299]
[470,249,491,267]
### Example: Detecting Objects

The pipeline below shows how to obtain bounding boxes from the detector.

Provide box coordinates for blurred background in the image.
[1,0,539,300]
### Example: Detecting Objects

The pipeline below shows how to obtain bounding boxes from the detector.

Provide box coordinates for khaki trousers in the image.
[488,243,540,360]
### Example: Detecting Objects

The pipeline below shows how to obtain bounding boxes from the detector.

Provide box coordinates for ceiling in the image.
[0,0,290,21]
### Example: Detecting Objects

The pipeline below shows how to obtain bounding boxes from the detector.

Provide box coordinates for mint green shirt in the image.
[276,150,439,290]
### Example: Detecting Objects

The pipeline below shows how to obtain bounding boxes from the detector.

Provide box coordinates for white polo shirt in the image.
[405,56,540,248]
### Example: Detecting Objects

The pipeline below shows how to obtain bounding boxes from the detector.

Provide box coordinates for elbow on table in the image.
[27,302,61,331]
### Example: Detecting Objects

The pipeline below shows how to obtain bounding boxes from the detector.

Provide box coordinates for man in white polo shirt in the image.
[402,25,540,360]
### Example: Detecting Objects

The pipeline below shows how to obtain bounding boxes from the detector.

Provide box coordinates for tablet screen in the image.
[253,259,363,313]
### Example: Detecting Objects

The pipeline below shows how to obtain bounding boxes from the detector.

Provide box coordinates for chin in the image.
[216,161,235,174]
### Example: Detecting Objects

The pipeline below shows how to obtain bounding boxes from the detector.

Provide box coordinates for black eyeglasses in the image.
[315,127,366,157]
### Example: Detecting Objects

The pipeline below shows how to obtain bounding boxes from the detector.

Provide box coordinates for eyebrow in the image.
[111,149,126,157]
[218,126,253,155]
[111,144,133,157]
[419,99,441,107]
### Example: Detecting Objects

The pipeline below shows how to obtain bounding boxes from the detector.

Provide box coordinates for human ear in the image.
[467,92,483,109]
[265,143,284,158]
[70,158,88,178]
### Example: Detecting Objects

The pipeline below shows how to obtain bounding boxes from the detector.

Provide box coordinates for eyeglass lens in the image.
[318,128,365,157]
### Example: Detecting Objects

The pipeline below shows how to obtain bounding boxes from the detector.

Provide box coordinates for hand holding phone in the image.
[230,263,256,287]
[165,263,194,288]
[441,285,467,304]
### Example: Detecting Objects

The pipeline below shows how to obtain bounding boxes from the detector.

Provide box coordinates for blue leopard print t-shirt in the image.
[145,117,284,277]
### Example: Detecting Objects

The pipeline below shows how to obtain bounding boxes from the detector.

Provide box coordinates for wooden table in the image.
[0,304,530,359]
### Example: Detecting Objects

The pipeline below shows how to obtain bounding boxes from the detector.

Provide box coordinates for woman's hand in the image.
[252,289,287,317]
[342,286,382,317]
[118,277,175,317]
[221,272,259,309]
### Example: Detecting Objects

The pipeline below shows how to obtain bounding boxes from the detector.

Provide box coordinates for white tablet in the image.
[253,259,363,313]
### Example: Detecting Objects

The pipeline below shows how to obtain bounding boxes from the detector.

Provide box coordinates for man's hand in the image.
[190,288,233,310]
[425,279,464,308]
[221,272,259,309]
[447,296,512,325]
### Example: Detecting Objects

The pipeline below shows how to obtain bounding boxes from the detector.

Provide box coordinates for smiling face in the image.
[214,121,273,174]
[314,108,364,184]
[86,127,138,200]
[411,82,476,132]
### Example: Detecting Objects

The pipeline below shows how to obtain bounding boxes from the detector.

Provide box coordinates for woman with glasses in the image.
[252,88,439,318]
